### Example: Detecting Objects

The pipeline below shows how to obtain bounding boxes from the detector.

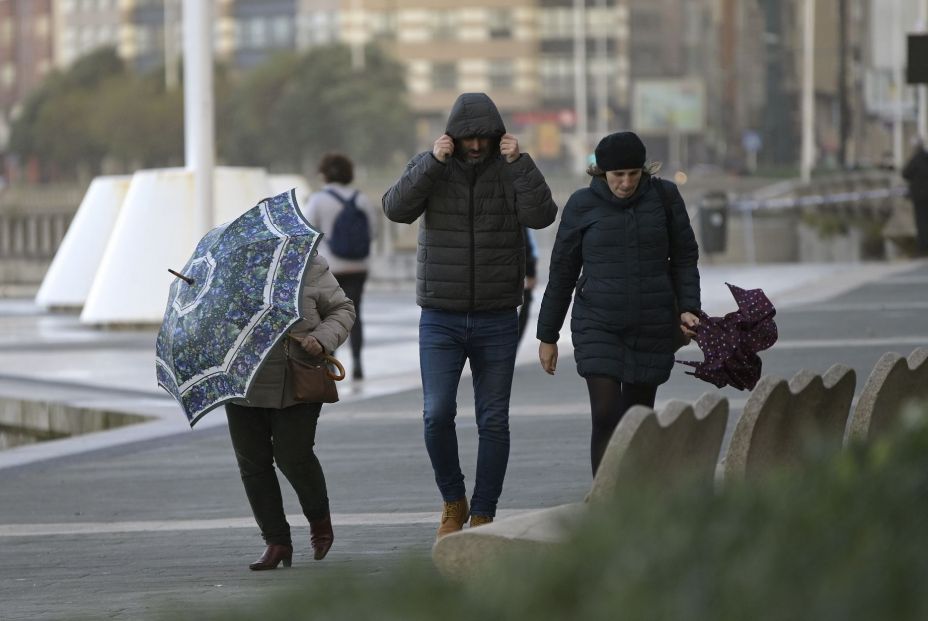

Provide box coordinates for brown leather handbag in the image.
[286,336,346,404]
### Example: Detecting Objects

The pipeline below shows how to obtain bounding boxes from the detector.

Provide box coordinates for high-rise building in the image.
[0,0,54,118]
[52,0,122,69]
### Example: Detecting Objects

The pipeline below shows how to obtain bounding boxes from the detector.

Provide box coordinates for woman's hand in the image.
[300,335,324,356]
[680,312,700,339]
[539,341,558,375]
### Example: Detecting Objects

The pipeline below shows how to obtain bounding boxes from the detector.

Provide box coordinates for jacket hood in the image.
[445,93,506,140]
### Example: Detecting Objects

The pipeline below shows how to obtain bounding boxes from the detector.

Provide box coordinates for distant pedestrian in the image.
[517,226,538,343]
[304,153,380,380]
[226,255,355,570]
[902,139,928,254]
[383,92,558,538]
[536,131,701,475]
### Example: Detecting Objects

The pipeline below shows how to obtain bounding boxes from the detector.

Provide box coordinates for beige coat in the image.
[239,255,356,409]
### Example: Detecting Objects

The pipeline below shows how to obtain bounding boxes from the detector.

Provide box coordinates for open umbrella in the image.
[676,283,778,391]
[156,189,321,426]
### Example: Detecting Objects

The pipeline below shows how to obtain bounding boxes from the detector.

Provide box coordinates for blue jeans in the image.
[419,308,519,517]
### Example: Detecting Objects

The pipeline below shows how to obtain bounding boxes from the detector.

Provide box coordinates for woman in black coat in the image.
[536,131,701,475]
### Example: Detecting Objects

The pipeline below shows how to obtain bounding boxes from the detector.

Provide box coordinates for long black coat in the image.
[536,175,701,385]
[382,93,557,311]
[903,148,928,204]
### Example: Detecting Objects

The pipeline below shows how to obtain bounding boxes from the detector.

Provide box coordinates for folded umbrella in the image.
[676,283,778,391]
[156,189,321,426]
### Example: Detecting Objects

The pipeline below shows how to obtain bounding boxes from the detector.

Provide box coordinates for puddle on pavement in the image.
[0,399,151,450]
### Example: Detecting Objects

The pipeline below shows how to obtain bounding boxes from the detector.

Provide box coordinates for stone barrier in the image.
[845,347,928,444]
[719,364,855,482]
[432,393,729,579]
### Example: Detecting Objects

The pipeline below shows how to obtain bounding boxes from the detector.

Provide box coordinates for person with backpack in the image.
[383,92,558,539]
[536,131,701,476]
[304,153,379,380]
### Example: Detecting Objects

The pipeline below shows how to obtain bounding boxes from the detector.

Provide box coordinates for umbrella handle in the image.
[288,334,346,381]
[324,354,346,381]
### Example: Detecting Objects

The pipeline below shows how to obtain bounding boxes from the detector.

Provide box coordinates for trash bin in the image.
[698,191,729,254]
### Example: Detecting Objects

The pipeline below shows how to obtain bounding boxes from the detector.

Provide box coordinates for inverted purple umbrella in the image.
[676,283,778,390]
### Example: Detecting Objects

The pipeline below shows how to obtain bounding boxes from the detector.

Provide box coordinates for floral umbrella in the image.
[156,189,321,426]
[676,283,778,391]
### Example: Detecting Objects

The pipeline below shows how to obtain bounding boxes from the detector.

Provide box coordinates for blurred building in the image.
[625,0,766,171]
[52,0,122,69]
[0,0,54,148]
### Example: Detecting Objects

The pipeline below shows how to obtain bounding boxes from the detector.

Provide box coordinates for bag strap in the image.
[652,176,672,229]
[324,188,359,210]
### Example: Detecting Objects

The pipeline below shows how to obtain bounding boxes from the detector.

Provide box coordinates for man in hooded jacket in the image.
[383,92,557,539]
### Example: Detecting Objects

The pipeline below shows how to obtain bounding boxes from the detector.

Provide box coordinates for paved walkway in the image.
[1,259,927,620]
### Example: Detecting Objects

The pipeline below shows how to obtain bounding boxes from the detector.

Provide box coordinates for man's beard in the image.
[455,145,490,165]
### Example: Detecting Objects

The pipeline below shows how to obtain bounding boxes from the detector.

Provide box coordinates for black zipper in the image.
[469,175,476,310]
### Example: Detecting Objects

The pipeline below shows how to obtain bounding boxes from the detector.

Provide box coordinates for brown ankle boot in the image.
[310,514,334,560]
[249,543,293,570]
[436,498,469,538]
[469,514,493,528]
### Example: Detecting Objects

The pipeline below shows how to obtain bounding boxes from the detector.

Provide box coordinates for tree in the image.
[220,44,414,172]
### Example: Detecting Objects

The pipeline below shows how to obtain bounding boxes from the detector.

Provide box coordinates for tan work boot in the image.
[469,514,493,528]
[436,498,469,538]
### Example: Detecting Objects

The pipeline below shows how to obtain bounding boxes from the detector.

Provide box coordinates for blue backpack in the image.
[324,189,371,260]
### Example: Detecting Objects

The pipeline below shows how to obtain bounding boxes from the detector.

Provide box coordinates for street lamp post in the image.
[182,0,215,238]
[919,0,928,142]
[800,0,816,182]
[573,0,589,175]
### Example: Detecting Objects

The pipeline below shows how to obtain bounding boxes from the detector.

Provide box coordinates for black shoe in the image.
[352,361,364,380]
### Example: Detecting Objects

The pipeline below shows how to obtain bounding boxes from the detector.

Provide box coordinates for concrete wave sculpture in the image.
[845,347,928,444]
[432,394,729,579]
[719,364,856,481]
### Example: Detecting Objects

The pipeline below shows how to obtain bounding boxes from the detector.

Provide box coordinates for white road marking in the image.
[0,510,536,537]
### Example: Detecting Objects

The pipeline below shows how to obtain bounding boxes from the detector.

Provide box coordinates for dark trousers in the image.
[914,201,928,253]
[226,402,328,546]
[333,271,367,362]
[585,376,657,476]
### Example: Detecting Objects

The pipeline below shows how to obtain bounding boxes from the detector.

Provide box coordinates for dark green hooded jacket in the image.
[382,93,557,311]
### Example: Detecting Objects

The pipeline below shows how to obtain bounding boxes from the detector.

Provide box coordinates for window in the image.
[369,11,396,41]
[539,55,573,99]
[488,59,514,90]
[1,64,15,88]
[271,15,292,46]
[431,11,456,41]
[246,17,268,48]
[431,62,458,91]
[538,8,572,38]
[487,9,512,39]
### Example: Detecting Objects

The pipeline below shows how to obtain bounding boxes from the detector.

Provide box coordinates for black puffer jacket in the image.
[383,93,557,311]
[536,175,700,385]
[903,148,928,202]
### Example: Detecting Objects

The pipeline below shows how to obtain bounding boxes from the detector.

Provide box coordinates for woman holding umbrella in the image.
[226,255,355,570]
[536,131,701,476]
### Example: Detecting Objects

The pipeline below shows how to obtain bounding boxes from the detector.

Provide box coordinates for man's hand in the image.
[524,276,537,290]
[432,134,454,163]
[500,133,520,163]
[539,341,558,375]
[300,335,324,356]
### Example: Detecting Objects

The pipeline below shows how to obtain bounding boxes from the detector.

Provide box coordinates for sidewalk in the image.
[2,259,928,620]
[0,260,917,470]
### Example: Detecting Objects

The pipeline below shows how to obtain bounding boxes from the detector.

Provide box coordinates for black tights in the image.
[585,375,657,476]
